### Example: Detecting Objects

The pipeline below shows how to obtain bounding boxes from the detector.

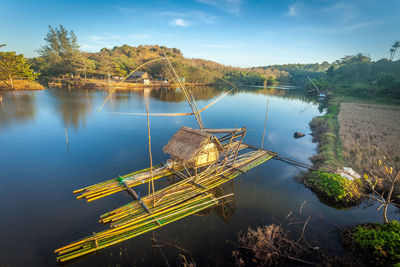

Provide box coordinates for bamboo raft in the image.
[54,55,279,263]
[74,140,248,202]
[55,138,276,262]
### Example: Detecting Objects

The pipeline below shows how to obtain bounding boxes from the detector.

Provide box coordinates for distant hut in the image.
[129,71,150,85]
[163,126,222,167]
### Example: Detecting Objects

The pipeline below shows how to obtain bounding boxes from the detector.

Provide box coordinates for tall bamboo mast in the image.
[161,49,204,129]
[144,89,155,207]
[261,97,270,149]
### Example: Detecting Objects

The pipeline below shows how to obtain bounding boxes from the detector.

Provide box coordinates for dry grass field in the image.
[338,102,400,173]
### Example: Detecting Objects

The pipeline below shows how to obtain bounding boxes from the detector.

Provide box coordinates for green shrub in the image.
[352,221,400,264]
[308,171,362,205]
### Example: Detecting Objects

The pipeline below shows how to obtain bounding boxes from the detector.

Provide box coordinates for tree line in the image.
[1,25,287,88]
[1,24,399,93]
[308,53,400,98]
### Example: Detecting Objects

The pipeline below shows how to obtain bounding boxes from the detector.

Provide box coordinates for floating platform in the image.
[55,127,277,262]
[55,148,275,262]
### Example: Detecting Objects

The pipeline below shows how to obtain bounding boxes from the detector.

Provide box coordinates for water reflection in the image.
[48,89,94,129]
[0,86,319,132]
[239,86,316,103]
[211,182,236,222]
[0,91,36,126]
[149,86,225,102]
[0,86,384,266]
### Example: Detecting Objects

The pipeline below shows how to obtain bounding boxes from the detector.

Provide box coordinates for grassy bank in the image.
[0,80,45,90]
[309,97,343,170]
[305,94,400,264]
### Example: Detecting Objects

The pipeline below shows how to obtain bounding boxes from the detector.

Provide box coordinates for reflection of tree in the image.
[0,92,36,127]
[149,86,225,103]
[49,89,94,129]
[239,86,316,104]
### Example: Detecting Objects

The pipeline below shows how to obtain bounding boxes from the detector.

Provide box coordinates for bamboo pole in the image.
[98,57,164,112]
[56,195,227,262]
[261,97,270,149]
[161,49,203,129]
[144,91,155,207]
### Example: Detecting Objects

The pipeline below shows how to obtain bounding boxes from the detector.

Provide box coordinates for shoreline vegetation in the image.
[0,80,44,90]
[47,78,219,90]
[342,221,400,265]
[304,95,400,264]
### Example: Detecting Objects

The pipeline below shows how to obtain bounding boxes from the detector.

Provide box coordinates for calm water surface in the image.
[0,86,383,266]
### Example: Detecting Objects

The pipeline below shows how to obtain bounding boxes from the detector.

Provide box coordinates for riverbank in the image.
[47,78,217,90]
[309,98,343,170]
[304,94,400,265]
[0,80,45,90]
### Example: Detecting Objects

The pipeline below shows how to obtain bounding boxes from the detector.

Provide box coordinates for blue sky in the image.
[1,0,399,67]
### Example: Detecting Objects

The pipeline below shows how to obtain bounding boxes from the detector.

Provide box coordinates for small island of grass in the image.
[302,171,363,208]
[343,221,400,265]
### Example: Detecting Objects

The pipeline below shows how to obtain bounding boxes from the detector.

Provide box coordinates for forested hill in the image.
[25,25,290,86]
[30,43,288,86]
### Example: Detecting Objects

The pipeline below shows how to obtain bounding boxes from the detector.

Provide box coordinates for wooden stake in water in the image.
[65,128,69,144]
[261,97,270,149]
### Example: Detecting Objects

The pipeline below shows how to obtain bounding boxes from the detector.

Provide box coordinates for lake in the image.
[0,86,383,266]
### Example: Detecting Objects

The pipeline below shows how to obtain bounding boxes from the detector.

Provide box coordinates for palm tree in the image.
[389,48,395,60]
[390,41,400,60]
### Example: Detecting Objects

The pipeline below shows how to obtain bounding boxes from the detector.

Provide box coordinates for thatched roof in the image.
[163,126,216,162]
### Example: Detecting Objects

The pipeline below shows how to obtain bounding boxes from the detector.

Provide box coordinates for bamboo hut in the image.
[163,126,222,167]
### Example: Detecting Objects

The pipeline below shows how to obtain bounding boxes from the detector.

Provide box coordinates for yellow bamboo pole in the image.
[97,57,164,112]
[261,97,270,149]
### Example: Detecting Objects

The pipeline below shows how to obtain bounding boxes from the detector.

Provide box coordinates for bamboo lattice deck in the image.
[55,148,275,262]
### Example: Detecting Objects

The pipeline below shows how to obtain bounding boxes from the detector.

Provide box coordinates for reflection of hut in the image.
[163,126,222,167]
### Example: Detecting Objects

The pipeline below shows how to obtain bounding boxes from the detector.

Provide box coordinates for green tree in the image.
[39,24,80,75]
[0,51,37,89]
[326,66,334,78]
[73,53,96,83]
[95,49,119,84]
[389,41,400,60]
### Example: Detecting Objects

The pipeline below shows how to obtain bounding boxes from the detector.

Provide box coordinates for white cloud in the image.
[89,35,103,41]
[196,0,243,15]
[170,18,191,27]
[287,2,302,17]
[340,21,374,31]
[297,20,377,34]
[324,2,357,23]
[161,11,217,25]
